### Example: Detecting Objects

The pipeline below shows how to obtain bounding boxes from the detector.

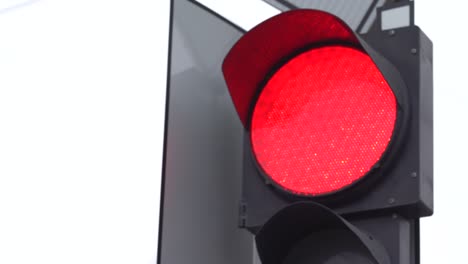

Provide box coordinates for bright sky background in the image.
[0,0,465,263]
[0,1,168,263]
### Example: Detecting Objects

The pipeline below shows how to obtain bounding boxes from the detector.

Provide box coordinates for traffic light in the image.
[158,0,433,263]
[222,5,432,264]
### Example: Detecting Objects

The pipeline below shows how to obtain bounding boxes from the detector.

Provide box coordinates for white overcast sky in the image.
[0,0,465,263]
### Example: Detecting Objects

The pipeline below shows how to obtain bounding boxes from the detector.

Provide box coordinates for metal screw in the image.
[411,172,418,178]
[388,197,396,204]
[388,30,396,36]
[411,48,418,54]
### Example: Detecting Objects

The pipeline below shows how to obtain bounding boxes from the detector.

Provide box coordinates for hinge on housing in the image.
[238,201,248,228]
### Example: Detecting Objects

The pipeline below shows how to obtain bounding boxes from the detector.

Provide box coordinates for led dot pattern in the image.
[250,45,397,197]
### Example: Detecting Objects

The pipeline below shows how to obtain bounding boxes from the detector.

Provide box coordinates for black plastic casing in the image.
[239,26,433,232]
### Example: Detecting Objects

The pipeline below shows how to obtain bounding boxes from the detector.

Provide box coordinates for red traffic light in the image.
[161,1,433,264]
[250,45,397,196]
[223,9,404,198]
[221,6,432,264]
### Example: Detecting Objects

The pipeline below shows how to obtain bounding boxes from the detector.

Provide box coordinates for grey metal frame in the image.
[158,0,254,263]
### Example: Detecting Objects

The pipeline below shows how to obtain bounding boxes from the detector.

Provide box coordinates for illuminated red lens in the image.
[250,45,397,196]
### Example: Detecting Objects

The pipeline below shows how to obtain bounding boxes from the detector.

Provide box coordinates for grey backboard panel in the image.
[158,0,254,264]
[263,0,388,33]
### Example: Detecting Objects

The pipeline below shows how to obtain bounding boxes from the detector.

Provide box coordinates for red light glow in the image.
[250,45,397,196]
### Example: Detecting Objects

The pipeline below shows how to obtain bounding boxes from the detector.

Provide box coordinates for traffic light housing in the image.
[158,0,433,263]
[222,6,432,264]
